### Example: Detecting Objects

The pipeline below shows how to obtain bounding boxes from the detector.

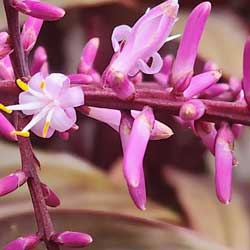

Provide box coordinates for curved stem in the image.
[3,1,58,249]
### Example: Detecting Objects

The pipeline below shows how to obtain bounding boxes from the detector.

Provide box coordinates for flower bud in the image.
[31,46,48,75]
[0,32,12,59]
[12,0,65,21]
[0,112,17,141]
[4,234,40,250]
[41,183,60,207]
[0,170,27,196]
[179,100,205,121]
[51,231,92,247]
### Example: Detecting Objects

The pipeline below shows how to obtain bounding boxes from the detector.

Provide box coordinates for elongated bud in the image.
[171,2,211,92]
[183,70,221,99]
[78,38,99,74]
[4,234,40,250]
[200,83,229,98]
[68,74,93,84]
[0,56,14,80]
[31,46,48,75]
[12,0,65,21]
[215,122,234,204]
[232,124,243,139]
[51,231,92,247]
[179,100,205,121]
[0,170,27,197]
[0,113,17,141]
[195,121,217,154]
[120,112,146,210]
[41,183,60,207]
[21,16,43,53]
[243,38,250,106]
[0,32,12,59]
[123,106,154,187]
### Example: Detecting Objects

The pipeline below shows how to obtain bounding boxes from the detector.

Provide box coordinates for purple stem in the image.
[3,1,58,250]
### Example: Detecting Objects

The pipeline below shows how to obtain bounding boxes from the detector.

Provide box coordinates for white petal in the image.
[111,25,132,52]
[137,52,163,74]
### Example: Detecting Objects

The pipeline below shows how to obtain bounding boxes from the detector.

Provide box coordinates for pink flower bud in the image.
[120,112,146,210]
[215,122,234,204]
[78,38,99,74]
[12,0,65,21]
[4,234,40,250]
[41,183,60,207]
[68,74,93,84]
[31,46,48,75]
[200,83,229,98]
[171,2,211,92]
[123,106,154,187]
[0,113,17,141]
[243,38,250,106]
[0,56,14,80]
[0,170,27,196]
[0,32,12,59]
[21,16,43,53]
[179,99,205,121]
[183,70,222,99]
[51,231,92,247]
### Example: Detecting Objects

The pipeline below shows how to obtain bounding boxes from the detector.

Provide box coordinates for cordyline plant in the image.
[0,0,250,249]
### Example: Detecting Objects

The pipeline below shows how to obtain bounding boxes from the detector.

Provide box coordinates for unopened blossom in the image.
[200,83,229,99]
[51,231,92,247]
[11,0,65,21]
[0,32,12,59]
[171,2,211,92]
[41,183,60,207]
[103,0,179,99]
[0,170,27,196]
[3,72,84,138]
[243,37,250,106]
[21,16,43,53]
[31,46,48,75]
[4,234,40,250]
[215,122,234,204]
[119,112,146,210]
[123,106,155,188]
[0,56,14,80]
[79,106,173,140]
[0,112,17,141]
[179,100,205,121]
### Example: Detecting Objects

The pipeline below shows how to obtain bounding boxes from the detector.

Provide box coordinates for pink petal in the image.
[45,73,70,98]
[111,25,131,52]
[28,72,44,92]
[123,107,154,187]
[31,117,55,138]
[0,113,17,141]
[171,2,211,92]
[215,122,234,204]
[59,87,84,108]
[243,37,250,106]
[0,56,14,80]
[31,46,48,75]
[50,107,76,132]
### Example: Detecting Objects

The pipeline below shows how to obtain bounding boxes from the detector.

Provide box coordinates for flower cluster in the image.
[1,0,250,249]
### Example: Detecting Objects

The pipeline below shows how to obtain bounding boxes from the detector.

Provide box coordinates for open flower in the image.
[5,72,84,138]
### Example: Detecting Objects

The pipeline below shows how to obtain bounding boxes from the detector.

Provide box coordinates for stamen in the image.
[42,107,55,138]
[0,103,13,114]
[11,131,30,137]
[42,121,50,138]
[7,102,44,111]
[165,34,181,43]
[40,80,46,90]
[16,79,29,91]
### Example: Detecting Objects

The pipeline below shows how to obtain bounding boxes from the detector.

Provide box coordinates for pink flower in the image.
[103,0,179,99]
[6,72,84,138]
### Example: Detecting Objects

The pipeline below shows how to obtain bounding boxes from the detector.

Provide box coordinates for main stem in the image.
[3,1,58,249]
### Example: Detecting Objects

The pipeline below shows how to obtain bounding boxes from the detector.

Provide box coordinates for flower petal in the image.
[28,72,44,92]
[50,107,76,132]
[111,25,131,52]
[31,117,55,138]
[59,87,84,108]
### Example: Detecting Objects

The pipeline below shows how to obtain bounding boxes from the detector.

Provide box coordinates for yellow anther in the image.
[16,79,29,91]
[40,80,46,90]
[42,121,50,138]
[0,103,12,114]
[11,130,30,137]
